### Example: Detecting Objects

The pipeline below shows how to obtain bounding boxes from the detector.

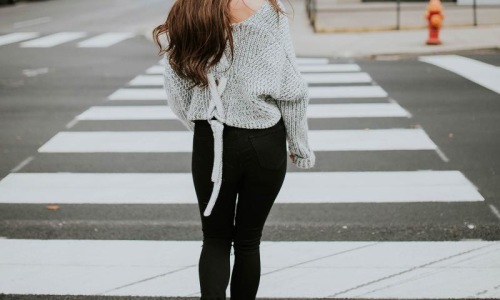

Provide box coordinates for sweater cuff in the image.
[294,151,316,169]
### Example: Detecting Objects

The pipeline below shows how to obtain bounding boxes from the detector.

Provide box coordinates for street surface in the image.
[0,0,499,299]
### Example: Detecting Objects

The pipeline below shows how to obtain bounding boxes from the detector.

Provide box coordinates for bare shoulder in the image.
[229,0,267,23]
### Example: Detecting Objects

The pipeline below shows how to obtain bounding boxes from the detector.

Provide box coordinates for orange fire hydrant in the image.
[424,0,445,45]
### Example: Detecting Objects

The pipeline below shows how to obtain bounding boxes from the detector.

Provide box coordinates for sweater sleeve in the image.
[162,55,195,132]
[270,6,316,169]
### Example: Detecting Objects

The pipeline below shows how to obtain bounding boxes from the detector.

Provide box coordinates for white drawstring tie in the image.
[203,53,230,217]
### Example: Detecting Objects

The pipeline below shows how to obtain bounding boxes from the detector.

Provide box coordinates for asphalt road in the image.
[0,0,499,299]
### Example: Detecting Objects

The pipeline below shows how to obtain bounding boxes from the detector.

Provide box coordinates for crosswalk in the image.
[419,54,500,95]
[0,32,135,48]
[0,55,495,298]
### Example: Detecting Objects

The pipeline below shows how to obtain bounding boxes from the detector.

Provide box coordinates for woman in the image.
[153,0,315,298]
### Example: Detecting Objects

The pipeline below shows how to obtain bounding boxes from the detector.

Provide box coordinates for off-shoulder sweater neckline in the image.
[230,0,270,27]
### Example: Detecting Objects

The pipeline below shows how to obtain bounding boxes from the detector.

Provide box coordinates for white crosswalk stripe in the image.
[0,31,135,48]
[75,103,411,121]
[296,57,330,64]
[298,64,362,73]
[36,128,438,153]
[0,32,40,46]
[20,32,88,48]
[0,171,484,204]
[309,85,388,98]
[77,32,135,48]
[107,88,166,100]
[419,54,500,94]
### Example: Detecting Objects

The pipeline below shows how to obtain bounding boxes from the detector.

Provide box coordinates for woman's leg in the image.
[192,124,240,299]
[230,123,288,299]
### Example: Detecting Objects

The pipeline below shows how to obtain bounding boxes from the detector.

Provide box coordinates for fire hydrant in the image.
[424,0,444,45]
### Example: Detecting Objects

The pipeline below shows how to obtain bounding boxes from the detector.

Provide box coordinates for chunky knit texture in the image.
[162,0,316,171]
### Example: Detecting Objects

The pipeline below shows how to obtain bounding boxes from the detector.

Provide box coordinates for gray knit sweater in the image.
[162,0,316,215]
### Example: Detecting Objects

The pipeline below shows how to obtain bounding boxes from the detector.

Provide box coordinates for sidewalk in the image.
[144,0,500,58]
[1,239,499,298]
[288,0,500,58]
[312,0,500,32]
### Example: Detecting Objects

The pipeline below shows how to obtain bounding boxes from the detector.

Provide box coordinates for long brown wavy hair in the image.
[152,0,291,89]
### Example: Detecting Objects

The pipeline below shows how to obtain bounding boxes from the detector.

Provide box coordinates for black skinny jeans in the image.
[192,116,288,300]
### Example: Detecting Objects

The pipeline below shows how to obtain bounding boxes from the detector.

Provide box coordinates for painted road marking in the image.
[303,72,372,84]
[20,32,87,48]
[128,75,163,86]
[76,106,177,120]
[76,103,410,121]
[77,32,134,48]
[0,32,40,46]
[145,65,165,74]
[0,171,483,204]
[129,73,373,86]
[0,240,497,297]
[296,57,330,64]
[145,63,362,75]
[299,64,362,73]
[36,128,436,153]
[107,88,165,101]
[306,103,411,118]
[419,55,500,94]
[309,86,388,98]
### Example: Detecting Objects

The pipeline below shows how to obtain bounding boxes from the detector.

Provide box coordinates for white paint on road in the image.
[77,32,135,48]
[0,32,40,46]
[128,75,164,86]
[22,67,49,77]
[107,88,166,101]
[76,106,177,120]
[20,32,87,48]
[303,72,372,84]
[0,240,497,297]
[489,204,500,221]
[307,103,410,118]
[76,103,410,121]
[309,86,388,98]
[145,65,164,74]
[9,156,34,173]
[36,128,437,153]
[0,171,484,204]
[419,55,500,94]
[296,57,330,64]
[299,64,361,73]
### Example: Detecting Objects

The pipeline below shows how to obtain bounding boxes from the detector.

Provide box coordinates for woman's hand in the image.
[289,153,295,163]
